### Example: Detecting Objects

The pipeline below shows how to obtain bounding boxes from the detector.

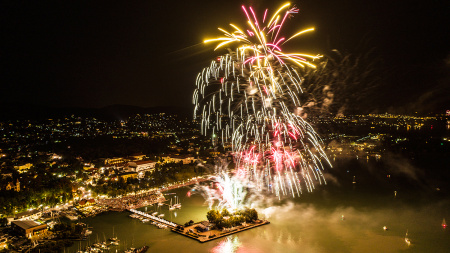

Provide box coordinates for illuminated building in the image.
[11,220,48,238]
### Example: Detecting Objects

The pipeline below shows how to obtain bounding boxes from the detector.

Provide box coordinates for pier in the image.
[172,220,270,243]
[128,209,178,229]
[128,209,270,243]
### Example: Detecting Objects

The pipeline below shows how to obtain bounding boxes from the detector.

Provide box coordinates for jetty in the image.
[128,209,178,229]
[172,220,270,243]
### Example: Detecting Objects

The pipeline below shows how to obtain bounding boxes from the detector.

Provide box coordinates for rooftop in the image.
[15,209,40,218]
[11,220,44,230]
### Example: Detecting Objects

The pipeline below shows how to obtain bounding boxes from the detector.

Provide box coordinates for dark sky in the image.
[1,0,449,113]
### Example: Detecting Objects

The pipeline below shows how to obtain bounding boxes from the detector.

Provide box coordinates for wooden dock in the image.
[129,209,178,229]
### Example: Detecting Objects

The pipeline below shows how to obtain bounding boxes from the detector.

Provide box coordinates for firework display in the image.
[196,171,247,210]
[193,3,331,205]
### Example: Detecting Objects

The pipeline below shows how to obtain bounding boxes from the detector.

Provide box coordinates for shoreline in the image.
[90,177,208,214]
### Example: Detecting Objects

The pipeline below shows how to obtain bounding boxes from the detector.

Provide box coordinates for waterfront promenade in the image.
[97,191,165,211]
[158,177,207,193]
[96,177,207,211]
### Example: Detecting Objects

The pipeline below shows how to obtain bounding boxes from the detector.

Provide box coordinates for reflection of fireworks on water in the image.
[194,3,331,208]
[210,236,241,253]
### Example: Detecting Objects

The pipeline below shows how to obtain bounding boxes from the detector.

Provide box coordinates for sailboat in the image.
[109,226,119,242]
[84,229,92,236]
[442,218,447,229]
[174,196,181,209]
[100,233,110,251]
[93,234,102,249]
[405,230,411,246]
[169,198,175,211]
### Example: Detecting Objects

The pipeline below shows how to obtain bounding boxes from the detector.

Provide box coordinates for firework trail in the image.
[196,171,247,211]
[193,3,331,208]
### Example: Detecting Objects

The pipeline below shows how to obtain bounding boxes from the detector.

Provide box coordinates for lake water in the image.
[67,158,450,253]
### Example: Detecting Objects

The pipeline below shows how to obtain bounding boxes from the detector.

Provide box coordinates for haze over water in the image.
[67,157,450,253]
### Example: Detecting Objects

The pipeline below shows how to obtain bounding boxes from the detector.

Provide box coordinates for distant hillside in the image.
[0,103,193,121]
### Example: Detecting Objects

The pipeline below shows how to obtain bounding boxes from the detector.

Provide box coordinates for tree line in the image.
[206,208,258,229]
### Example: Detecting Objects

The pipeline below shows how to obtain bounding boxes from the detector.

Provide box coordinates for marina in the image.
[73,233,148,253]
[128,209,178,229]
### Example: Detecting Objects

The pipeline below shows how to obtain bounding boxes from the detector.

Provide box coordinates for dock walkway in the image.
[128,209,178,229]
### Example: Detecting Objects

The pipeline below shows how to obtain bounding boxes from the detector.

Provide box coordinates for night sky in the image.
[1,0,449,113]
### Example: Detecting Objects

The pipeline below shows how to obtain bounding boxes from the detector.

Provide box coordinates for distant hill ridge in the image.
[0,103,193,120]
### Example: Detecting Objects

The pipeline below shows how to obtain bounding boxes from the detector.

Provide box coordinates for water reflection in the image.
[66,181,450,253]
[211,236,241,253]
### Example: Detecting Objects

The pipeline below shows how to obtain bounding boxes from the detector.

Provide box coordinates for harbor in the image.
[96,177,206,212]
[65,181,450,253]
[128,209,178,229]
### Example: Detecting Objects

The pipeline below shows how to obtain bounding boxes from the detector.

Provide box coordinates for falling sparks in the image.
[193,3,331,206]
[198,172,247,211]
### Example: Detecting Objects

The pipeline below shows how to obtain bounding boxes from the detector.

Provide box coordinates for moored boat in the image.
[109,226,119,242]
[405,230,411,246]
[174,196,181,209]
[169,198,175,211]
[136,246,149,253]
